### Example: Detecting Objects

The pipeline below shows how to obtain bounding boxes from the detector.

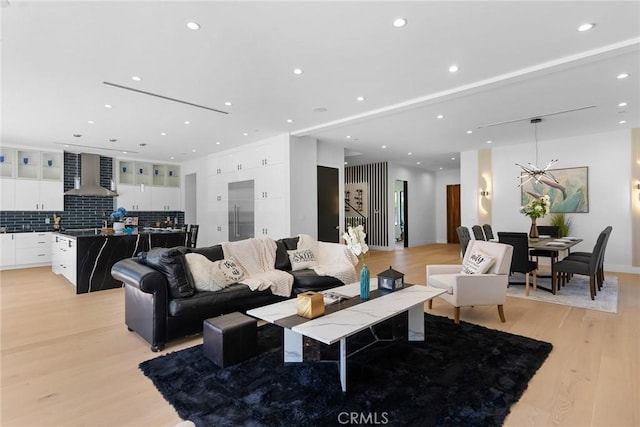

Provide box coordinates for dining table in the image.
[528,236,584,293]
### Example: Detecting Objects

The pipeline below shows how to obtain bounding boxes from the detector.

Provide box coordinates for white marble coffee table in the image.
[247,279,445,391]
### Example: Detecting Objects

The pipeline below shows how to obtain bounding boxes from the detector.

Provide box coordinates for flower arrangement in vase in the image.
[342,225,370,300]
[110,207,127,232]
[519,195,550,238]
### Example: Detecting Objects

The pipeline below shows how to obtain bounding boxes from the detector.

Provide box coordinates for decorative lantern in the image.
[377,266,404,292]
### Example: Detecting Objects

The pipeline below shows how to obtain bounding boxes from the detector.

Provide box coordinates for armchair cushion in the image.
[461,250,495,275]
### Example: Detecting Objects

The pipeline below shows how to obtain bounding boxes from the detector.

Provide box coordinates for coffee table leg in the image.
[340,338,347,392]
[408,304,425,341]
[284,328,303,362]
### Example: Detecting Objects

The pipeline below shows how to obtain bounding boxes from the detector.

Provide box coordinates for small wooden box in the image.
[296,291,325,319]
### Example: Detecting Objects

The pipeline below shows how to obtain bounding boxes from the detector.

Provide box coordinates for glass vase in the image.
[529,218,538,238]
[360,264,370,300]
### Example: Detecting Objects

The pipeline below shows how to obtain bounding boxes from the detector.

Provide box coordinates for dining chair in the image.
[472,225,486,241]
[186,224,199,248]
[497,232,538,296]
[426,240,514,324]
[563,226,612,291]
[529,225,560,276]
[551,228,608,299]
[456,226,472,257]
[482,224,495,241]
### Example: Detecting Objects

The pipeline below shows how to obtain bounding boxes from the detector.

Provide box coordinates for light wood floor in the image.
[1,244,638,426]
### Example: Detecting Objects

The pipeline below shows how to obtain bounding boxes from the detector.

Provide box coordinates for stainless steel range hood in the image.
[64,153,118,197]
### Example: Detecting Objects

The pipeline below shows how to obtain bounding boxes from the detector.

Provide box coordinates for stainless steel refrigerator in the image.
[228,180,255,241]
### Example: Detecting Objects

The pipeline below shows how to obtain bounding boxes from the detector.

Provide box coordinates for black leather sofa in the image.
[111,237,349,351]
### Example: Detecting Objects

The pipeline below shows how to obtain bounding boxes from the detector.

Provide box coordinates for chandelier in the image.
[516,118,559,187]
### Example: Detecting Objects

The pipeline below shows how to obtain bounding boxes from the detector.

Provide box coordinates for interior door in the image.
[317,166,339,242]
[446,184,461,243]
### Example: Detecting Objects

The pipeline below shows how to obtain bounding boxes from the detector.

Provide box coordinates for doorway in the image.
[317,166,340,243]
[446,184,461,243]
[394,180,408,248]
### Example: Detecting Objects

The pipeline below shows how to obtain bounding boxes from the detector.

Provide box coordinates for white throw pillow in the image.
[461,250,495,275]
[185,253,244,292]
[287,248,318,271]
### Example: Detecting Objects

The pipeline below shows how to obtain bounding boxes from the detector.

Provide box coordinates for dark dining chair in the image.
[482,224,495,240]
[551,228,608,299]
[456,226,471,257]
[529,225,561,276]
[563,226,612,291]
[472,225,486,241]
[498,232,538,296]
[186,224,199,248]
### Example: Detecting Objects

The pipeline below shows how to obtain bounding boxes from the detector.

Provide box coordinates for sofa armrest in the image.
[426,264,462,278]
[111,258,169,295]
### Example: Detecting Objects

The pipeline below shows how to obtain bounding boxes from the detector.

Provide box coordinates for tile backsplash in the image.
[0,152,184,232]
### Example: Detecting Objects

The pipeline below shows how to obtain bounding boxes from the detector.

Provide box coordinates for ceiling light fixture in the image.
[191,149,196,153]
[132,76,142,81]
[293,68,303,75]
[466,130,473,134]
[356,96,365,102]
[243,132,249,136]
[516,118,559,187]
[577,23,595,32]
[617,73,629,79]
[170,156,175,160]
[619,102,628,107]
[109,139,117,142]
[408,152,412,156]
[619,120,627,124]
[382,145,387,149]
[161,132,166,136]
[392,18,407,28]
[184,121,190,125]
[449,65,459,73]
[215,141,221,145]
[487,140,492,144]
[186,22,200,30]
[104,104,112,108]
[224,101,232,106]
[87,120,94,124]
[436,114,444,119]
[286,119,293,123]
[416,161,421,165]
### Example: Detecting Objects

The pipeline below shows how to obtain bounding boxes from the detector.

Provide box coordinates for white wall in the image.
[289,135,318,237]
[435,169,461,243]
[181,156,210,245]
[460,150,479,229]
[388,164,436,248]
[487,129,636,273]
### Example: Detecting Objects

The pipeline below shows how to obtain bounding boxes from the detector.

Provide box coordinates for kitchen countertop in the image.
[57,228,185,239]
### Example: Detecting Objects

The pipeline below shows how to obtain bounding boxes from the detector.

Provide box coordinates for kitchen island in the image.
[53,228,187,294]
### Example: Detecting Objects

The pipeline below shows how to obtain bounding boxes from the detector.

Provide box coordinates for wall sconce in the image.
[480,190,490,197]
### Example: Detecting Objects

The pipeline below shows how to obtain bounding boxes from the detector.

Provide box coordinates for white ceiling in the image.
[2,1,639,171]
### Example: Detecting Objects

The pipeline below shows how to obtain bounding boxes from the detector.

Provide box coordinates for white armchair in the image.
[426,240,514,324]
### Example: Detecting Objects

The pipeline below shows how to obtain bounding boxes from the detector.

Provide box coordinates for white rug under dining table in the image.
[506,273,618,313]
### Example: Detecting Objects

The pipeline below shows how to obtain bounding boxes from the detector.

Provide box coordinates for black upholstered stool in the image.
[203,312,257,367]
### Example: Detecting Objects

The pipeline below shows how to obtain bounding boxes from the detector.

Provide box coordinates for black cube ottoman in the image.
[203,312,257,367]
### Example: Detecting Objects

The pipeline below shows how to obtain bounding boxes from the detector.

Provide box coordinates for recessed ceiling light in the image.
[382,145,387,149]
[73,133,82,137]
[160,132,166,136]
[392,18,407,28]
[64,144,69,148]
[170,156,175,160]
[243,132,249,136]
[216,141,221,145]
[87,120,94,124]
[451,157,456,160]
[109,139,117,142]
[122,151,128,154]
[192,149,196,152]
[131,76,142,82]
[186,22,200,30]
[408,152,412,156]
[449,65,459,73]
[619,102,628,107]
[224,101,232,106]
[486,140,492,144]
[104,104,112,108]
[346,135,352,139]
[416,161,421,165]
[344,161,348,165]
[436,114,444,119]
[293,68,303,75]
[184,121,190,125]
[286,119,293,123]
[619,120,627,124]
[356,96,365,102]
[577,23,595,32]
[466,130,473,134]
[439,167,443,170]
[617,73,629,79]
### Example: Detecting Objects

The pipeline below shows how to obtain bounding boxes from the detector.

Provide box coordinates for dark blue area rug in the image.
[139,314,552,427]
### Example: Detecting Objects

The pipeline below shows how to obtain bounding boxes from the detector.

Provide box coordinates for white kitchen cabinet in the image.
[0,178,15,211]
[117,184,153,211]
[254,139,285,167]
[151,186,181,211]
[52,235,76,286]
[255,198,285,239]
[255,164,285,200]
[0,233,16,268]
[13,180,63,211]
[14,232,52,266]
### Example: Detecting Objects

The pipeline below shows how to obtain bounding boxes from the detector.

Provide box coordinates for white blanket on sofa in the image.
[221,238,294,297]
[298,234,358,285]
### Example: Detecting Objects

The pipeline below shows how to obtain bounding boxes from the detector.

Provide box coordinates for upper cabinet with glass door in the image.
[118,160,179,187]
[4,149,63,181]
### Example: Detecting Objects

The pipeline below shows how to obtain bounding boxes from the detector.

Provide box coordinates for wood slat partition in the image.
[345,162,388,247]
